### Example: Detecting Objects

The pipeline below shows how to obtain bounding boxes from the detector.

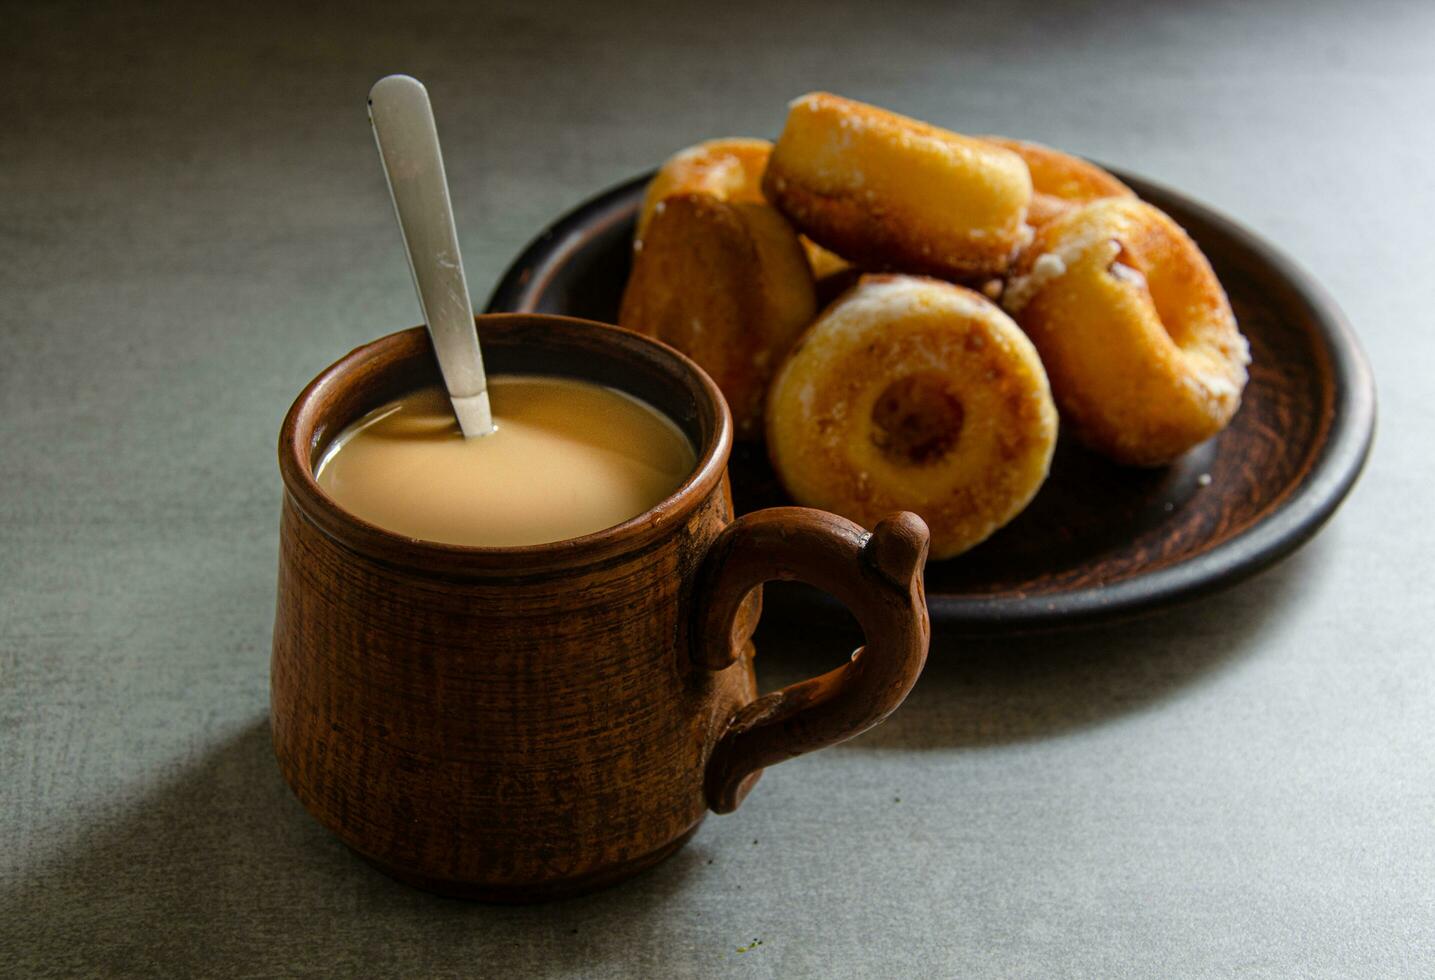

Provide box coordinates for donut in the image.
[766,274,1058,559]
[620,193,816,439]
[763,93,1033,281]
[982,136,1134,228]
[636,138,771,242]
[636,137,850,278]
[805,238,853,281]
[1003,198,1250,466]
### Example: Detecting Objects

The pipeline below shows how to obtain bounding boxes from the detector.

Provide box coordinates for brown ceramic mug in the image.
[271,314,930,901]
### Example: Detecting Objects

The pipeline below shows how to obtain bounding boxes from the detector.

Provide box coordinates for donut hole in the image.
[1111,237,1197,350]
[869,372,965,466]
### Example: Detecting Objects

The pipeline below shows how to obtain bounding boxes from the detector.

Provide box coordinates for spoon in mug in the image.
[368,74,494,437]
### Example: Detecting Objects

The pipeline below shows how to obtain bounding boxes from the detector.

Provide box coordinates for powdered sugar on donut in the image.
[1003,235,1121,314]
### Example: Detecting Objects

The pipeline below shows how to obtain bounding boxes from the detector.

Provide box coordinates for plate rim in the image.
[485,168,1377,634]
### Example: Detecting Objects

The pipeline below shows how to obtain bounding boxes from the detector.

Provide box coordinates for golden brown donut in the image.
[636,138,771,241]
[983,136,1134,227]
[1003,198,1250,466]
[620,193,816,439]
[636,137,850,278]
[767,274,1057,559]
[763,93,1033,281]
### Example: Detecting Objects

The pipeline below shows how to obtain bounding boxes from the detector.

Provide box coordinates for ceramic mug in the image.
[271,314,930,901]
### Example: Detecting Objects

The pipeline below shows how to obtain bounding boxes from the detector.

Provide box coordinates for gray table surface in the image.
[3,1,1431,976]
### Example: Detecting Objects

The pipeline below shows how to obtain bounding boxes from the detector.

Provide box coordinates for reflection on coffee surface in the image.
[315,376,695,546]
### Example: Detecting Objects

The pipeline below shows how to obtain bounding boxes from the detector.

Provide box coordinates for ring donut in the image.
[1003,198,1250,466]
[636,138,772,242]
[982,136,1134,228]
[763,93,1033,281]
[636,137,849,278]
[767,274,1058,559]
[621,193,816,439]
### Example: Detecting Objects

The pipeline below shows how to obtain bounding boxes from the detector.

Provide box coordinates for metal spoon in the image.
[368,74,493,437]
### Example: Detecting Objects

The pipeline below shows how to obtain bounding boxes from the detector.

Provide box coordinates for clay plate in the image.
[486,170,1375,634]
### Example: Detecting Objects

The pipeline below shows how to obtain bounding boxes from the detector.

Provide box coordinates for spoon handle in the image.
[369,74,492,436]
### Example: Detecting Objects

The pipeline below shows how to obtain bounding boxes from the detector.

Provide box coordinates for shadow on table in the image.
[0,720,714,978]
[754,533,1329,751]
[0,540,1328,975]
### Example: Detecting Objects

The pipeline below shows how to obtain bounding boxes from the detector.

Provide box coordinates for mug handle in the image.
[692,508,931,813]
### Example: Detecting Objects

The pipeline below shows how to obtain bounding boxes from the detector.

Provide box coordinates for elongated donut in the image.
[982,136,1134,227]
[636,137,849,278]
[763,93,1033,281]
[1004,198,1250,466]
[767,274,1057,559]
[620,193,816,439]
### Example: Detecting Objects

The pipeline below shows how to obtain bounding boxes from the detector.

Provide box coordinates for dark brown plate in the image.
[486,170,1375,634]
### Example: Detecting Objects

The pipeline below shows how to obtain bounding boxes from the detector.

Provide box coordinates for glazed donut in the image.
[636,137,850,278]
[620,193,816,439]
[982,136,1134,227]
[1003,198,1250,466]
[636,138,771,241]
[766,274,1057,559]
[763,93,1033,281]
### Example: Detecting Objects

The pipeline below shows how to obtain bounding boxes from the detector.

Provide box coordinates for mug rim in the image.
[278,313,733,574]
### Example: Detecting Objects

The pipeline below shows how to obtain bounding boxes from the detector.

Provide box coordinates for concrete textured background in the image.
[2,1,1431,976]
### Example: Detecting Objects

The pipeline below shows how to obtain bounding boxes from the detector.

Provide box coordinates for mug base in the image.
[349,822,703,903]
